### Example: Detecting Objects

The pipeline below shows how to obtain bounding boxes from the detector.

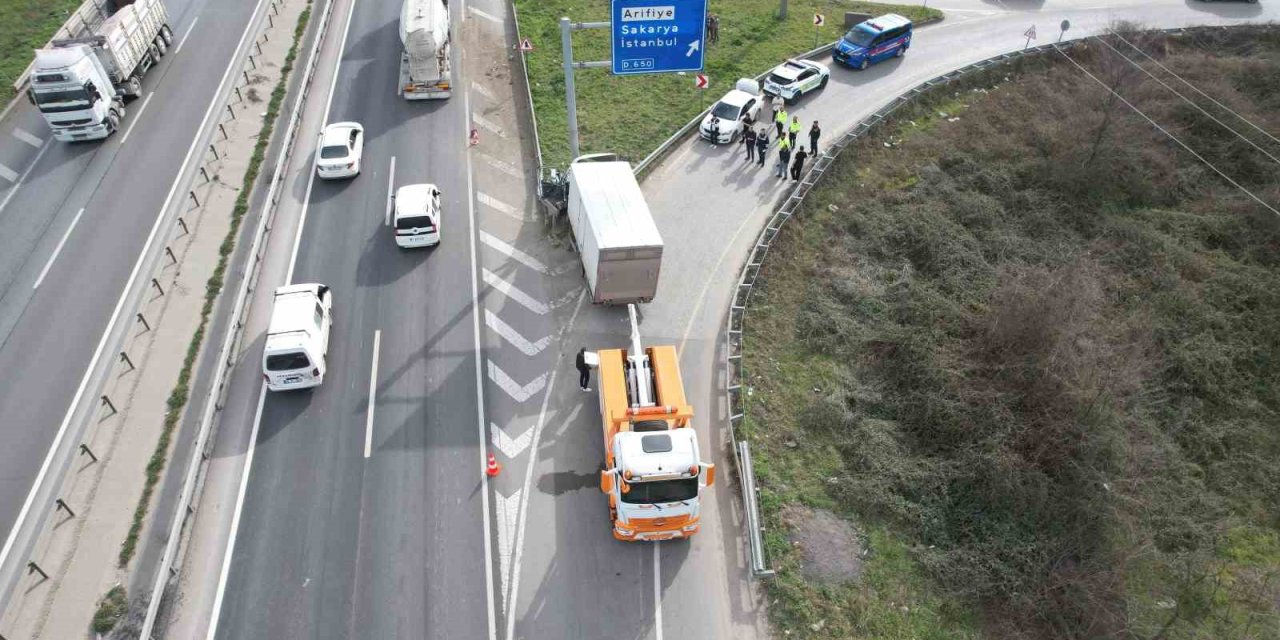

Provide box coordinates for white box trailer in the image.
[566,160,663,305]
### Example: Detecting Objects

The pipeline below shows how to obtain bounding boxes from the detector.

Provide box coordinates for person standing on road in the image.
[775,107,788,140]
[809,120,822,156]
[755,128,769,167]
[791,145,809,181]
[788,115,802,148]
[576,348,591,392]
[744,127,757,162]
[775,137,792,178]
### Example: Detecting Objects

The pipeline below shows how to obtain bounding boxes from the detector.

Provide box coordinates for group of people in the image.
[741,103,821,182]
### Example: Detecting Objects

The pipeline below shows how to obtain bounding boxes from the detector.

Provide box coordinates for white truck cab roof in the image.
[615,429,700,481]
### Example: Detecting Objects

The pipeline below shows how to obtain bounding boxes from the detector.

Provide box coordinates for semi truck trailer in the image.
[566,158,664,305]
[595,305,715,541]
[400,0,452,99]
[28,0,172,142]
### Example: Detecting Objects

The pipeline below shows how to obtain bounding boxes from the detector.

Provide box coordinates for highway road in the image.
[187,0,1279,638]
[0,0,275,585]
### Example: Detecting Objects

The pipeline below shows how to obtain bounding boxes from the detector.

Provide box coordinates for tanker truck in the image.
[400,0,452,99]
[594,305,715,541]
[27,0,172,141]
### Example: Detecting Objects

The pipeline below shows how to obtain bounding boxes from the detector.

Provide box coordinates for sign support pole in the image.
[560,17,581,160]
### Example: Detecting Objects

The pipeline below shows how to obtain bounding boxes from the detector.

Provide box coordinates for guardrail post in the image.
[209,143,220,160]
[165,246,179,265]
[188,191,200,209]
[26,562,48,581]
[226,103,237,120]
[177,217,190,236]
[235,86,244,104]
[119,351,135,372]
[79,443,98,462]
[136,312,151,332]
[199,166,211,184]
[151,278,165,297]
[220,123,230,140]
[55,499,75,518]
[100,395,117,417]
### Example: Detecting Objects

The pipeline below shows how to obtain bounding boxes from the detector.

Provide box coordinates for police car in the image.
[834,14,913,71]
[763,59,830,105]
[699,78,763,144]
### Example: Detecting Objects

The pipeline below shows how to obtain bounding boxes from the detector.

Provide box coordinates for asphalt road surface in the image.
[0,0,271,581]
[192,0,1280,638]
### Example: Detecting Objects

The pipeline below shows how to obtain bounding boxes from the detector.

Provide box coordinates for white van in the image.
[262,283,333,392]
[393,183,441,248]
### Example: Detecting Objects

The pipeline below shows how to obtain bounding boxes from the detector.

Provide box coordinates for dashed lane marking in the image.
[477,191,529,222]
[0,162,18,182]
[478,153,524,180]
[491,421,532,459]
[469,6,502,23]
[482,269,548,315]
[485,309,550,355]
[495,488,521,615]
[12,127,42,148]
[473,113,505,137]
[486,360,547,402]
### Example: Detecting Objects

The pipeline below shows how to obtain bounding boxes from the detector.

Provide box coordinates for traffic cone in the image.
[486,452,501,477]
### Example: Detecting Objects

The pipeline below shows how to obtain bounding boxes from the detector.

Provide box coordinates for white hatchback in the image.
[315,122,364,179]
[393,184,441,248]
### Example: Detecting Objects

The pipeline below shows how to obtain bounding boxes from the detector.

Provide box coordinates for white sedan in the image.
[699,79,764,145]
[315,122,364,179]
[763,59,830,105]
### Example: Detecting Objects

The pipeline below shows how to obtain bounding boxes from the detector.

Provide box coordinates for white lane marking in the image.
[473,113,505,137]
[469,6,502,23]
[174,17,200,56]
[287,0,357,283]
[210,0,356,636]
[385,155,396,226]
[12,127,43,148]
[478,153,523,179]
[0,0,272,594]
[484,309,549,356]
[486,361,546,403]
[504,289,588,640]
[476,191,527,221]
[490,422,532,459]
[207,386,266,639]
[465,86,500,640]
[479,231,546,272]
[494,487,521,614]
[33,207,86,290]
[654,542,664,640]
[365,330,381,458]
[119,91,154,146]
[0,140,50,216]
[482,269,548,315]
[470,81,496,102]
[0,162,18,182]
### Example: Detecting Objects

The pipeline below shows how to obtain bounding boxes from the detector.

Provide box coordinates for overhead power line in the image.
[1053,44,1280,218]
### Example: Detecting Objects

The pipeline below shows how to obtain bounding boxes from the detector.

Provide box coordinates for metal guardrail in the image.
[0,0,287,624]
[507,0,542,196]
[721,35,1107,580]
[137,0,338,635]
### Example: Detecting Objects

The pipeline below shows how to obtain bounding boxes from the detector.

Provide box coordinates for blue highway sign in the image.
[611,0,708,75]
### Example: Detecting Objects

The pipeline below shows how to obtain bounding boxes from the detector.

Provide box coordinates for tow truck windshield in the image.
[620,477,697,504]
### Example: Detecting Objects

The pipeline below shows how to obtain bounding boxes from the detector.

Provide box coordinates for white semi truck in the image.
[28,0,172,142]
[399,0,452,100]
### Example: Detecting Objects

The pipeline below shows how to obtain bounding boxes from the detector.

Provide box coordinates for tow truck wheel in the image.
[107,110,121,132]
[160,25,174,45]
[154,36,167,56]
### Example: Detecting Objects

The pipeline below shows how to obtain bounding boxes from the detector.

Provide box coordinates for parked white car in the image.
[393,184,442,248]
[315,122,364,179]
[699,79,763,144]
[763,59,830,104]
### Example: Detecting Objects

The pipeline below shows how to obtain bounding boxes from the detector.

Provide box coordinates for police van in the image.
[834,14,913,70]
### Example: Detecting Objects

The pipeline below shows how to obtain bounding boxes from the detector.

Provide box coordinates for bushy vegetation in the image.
[745,26,1280,639]
[514,0,942,168]
[0,0,84,104]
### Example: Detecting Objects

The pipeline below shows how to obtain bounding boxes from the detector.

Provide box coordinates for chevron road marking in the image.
[473,113,505,137]
[469,6,502,23]
[479,231,577,276]
[495,488,521,615]
[490,421,532,459]
[485,309,549,356]
[477,191,529,222]
[471,81,496,102]
[478,153,523,179]
[482,269,548,315]
[487,360,547,402]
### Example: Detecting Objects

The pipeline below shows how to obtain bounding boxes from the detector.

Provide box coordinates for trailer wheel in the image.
[160,25,174,45]
[154,36,167,56]
[126,76,142,98]
[107,110,121,132]
[148,44,161,62]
